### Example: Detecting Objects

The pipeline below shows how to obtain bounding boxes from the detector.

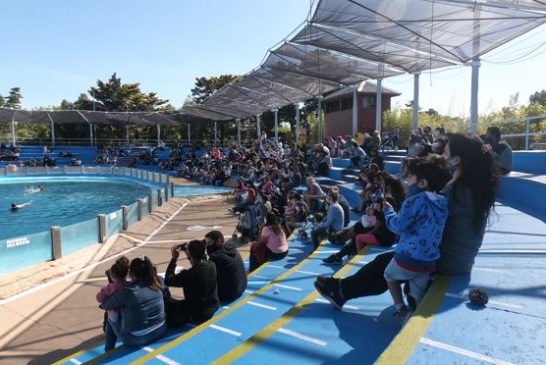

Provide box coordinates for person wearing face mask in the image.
[315,134,499,312]
[382,155,451,324]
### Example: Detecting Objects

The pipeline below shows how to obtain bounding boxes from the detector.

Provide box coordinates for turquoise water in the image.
[174,185,233,197]
[0,176,156,240]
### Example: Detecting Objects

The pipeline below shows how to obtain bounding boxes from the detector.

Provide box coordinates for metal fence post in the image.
[51,226,62,260]
[121,205,129,230]
[525,118,530,150]
[148,193,153,213]
[138,198,145,220]
[164,186,169,202]
[170,183,175,198]
[157,189,163,206]
[98,214,107,243]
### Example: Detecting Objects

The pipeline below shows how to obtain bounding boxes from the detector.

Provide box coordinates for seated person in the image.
[164,240,219,327]
[350,142,368,168]
[204,230,247,303]
[310,189,344,249]
[285,193,310,233]
[323,202,396,264]
[304,176,325,213]
[483,127,513,175]
[249,213,289,272]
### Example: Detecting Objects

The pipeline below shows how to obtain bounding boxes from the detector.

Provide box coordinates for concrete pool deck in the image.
[0,179,241,365]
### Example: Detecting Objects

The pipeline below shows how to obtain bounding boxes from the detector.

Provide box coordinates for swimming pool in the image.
[0,171,169,275]
[1,176,159,240]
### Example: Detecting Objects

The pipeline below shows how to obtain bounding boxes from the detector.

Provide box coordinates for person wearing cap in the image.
[164,240,219,327]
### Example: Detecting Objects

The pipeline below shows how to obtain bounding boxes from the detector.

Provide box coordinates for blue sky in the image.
[2,0,546,117]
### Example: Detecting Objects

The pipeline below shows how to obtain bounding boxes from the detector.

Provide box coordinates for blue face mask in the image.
[407,183,425,196]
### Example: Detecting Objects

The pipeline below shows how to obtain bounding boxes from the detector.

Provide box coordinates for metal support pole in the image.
[375,79,383,132]
[47,112,55,146]
[295,103,301,144]
[236,118,241,145]
[470,59,481,134]
[89,124,93,146]
[317,96,323,142]
[98,214,107,243]
[148,192,153,213]
[137,198,145,220]
[51,226,62,260]
[157,189,163,207]
[256,114,262,143]
[11,111,17,146]
[352,85,358,136]
[187,123,191,143]
[412,73,420,131]
[126,125,130,145]
[525,118,530,150]
[273,108,279,144]
[121,205,129,230]
[156,124,161,146]
[214,121,218,145]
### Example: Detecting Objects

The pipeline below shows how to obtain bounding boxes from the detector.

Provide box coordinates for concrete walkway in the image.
[0,195,241,365]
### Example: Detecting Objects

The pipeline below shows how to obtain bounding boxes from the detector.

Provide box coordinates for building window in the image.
[363,96,376,108]
[341,98,353,110]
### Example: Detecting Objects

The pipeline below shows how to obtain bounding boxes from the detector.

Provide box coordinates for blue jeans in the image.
[105,319,166,352]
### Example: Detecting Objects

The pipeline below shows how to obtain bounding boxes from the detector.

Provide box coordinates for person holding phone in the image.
[164,240,219,327]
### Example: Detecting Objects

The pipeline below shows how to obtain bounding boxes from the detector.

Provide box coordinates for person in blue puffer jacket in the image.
[382,154,451,324]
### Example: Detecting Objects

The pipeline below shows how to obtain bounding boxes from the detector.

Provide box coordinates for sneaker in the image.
[314,276,346,310]
[395,306,412,326]
[322,254,342,265]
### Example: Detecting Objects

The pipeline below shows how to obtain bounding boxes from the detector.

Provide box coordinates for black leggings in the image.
[337,222,372,258]
[340,251,394,300]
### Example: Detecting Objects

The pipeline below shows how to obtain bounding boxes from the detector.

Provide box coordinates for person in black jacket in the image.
[164,240,219,327]
[204,230,247,303]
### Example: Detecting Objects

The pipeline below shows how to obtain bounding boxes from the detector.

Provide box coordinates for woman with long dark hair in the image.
[100,256,166,351]
[249,212,289,272]
[315,133,499,309]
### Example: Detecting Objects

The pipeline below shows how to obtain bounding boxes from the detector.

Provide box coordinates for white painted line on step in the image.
[274,283,303,291]
[278,328,327,347]
[0,202,189,306]
[248,301,277,311]
[315,298,359,310]
[319,250,339,254]
[244,289,254,294]
[419,337,515,365]
[296,270,321,276]
[69,359,82,365]
[472,267,516,275]
[445,293,523,309]
[142,346,181,365]
[268,265,286,269]
[210,324,242,337]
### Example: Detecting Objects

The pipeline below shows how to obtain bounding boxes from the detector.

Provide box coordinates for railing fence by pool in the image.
[0,166,174,274]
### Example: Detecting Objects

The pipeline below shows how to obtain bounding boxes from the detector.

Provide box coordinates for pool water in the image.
[1,177,154,240]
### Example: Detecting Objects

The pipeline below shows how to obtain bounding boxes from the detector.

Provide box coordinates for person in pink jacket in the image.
[96,256,130,351]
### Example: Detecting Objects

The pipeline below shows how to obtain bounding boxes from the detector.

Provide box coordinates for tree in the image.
[529,90,546,106]
[190,75,239,104]
[4,87,23,109]
[0,94,4,107]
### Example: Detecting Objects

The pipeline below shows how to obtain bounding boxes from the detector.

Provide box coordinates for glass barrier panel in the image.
[151,190,158,209]
[127,201,139,226]
[98,166,112,174]
[106,208,124,237]
[83,166,97,174]
[27,166,47,175]
[0,230,52,274]
[65,166,81,174]
[61,218,100,255]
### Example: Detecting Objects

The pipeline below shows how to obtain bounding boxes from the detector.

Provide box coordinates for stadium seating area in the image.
[54,150,546,365]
